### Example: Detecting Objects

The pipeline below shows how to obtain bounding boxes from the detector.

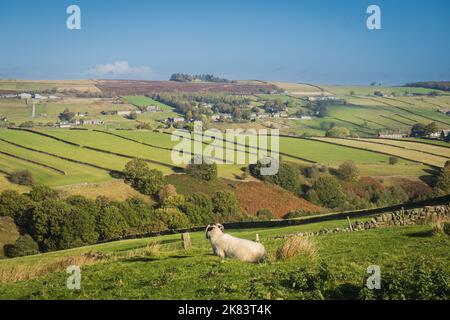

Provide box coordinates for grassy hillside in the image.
[0,221,448,299]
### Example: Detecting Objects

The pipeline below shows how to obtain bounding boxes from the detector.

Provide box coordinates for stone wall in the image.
[274,204,450,239]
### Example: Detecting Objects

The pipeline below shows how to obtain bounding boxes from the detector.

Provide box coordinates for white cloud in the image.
[88,61,152,78]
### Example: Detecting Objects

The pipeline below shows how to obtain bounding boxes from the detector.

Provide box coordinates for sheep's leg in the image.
[216,248,226,259]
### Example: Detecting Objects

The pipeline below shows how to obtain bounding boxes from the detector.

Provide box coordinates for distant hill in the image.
[169,73,234,83]
[405,81,450,92]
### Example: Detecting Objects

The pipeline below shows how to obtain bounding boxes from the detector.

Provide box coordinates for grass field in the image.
[358,138,450,158]
[0,80,101,93]
[0,221,448,299]
[314,137,448,168]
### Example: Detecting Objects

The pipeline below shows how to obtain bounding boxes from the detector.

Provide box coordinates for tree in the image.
[250,161,300,193]
[4,234,40,258]
[410,123,427,137]
[312,176,346,208]
[336,161,359,182]
[185,156,218,181]
[115,198,155,233]
[97,205,128,240]
[9,170,34,186]
[123,159,164,196]
[256,208,274,220]
[29,185,59,202]
[58,108,75,122]
[182,193,214,225]
[425,122,439,136]
[435,167,450,194]
[154,207,191,229]
[212,190,241,221]
[30,200,72,251]
[0,190,34,229]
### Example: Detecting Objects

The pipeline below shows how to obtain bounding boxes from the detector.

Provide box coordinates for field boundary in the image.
[0,150,66,175]
[357,138,450,158]
[102,194,450,242]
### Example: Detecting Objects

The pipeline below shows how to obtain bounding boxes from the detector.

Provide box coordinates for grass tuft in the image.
[275,236,318,261]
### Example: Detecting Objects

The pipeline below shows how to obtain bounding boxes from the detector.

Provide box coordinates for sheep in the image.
[205,223,266,263]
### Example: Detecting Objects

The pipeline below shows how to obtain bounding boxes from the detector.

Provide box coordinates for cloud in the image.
[88,61,152,78]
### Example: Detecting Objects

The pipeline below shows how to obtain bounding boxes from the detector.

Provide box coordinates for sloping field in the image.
[322,85,447,96]
[404,138,450,148]
[0,140,111,186]
[0,222,448,299]
[121,96,174,112]
[268,82,331,96]
[358,138,450,158]
[0,80,100,93]
[96,80,279,95]
[314,137,448,168]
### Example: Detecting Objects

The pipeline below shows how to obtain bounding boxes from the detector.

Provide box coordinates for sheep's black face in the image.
[205,223,224,239]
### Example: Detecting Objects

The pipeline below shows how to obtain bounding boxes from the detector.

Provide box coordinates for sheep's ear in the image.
[217,223,224,231]
[205,224,212,239]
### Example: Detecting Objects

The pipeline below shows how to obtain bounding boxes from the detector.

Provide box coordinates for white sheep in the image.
[205,223,266,263]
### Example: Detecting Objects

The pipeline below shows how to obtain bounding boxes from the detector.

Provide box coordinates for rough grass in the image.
[0,222,448,299]
[275,236,318,261]
[0,217,20,258]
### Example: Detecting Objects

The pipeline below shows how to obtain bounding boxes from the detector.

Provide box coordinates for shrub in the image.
[9,170,34,186]
[435,167,450,194]
[325,127,350,138]
[154,208,191,229]
[336,161,359,182]
[389,156,399,165]
[29,185,59,202]
[276,236,318,261]
[123,159,164,196]
[256,208,274,220]
[211,191,241,221]
[250,161,300,193]
[430,216,450,236]
[283,210,310,219]
[302,165,320,179]
[158,184,178,202]
[4,234,40,258]
[182,193,214,226]
[161,194,186,209]
[312,176,346,208]
[185,156,218,181]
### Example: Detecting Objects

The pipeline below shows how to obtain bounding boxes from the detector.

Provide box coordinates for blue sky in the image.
[0,0,449,85]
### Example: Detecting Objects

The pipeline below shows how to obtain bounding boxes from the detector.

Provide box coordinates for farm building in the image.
[144,105,162,112]
[377,133,406,139]
[82,119,103,125]
[169,117,185,123]
[18,93,32,100]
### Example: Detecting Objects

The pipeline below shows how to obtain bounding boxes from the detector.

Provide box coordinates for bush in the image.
[256,208,274,220]
[325,127,350,138]
[185,156,218,181]
[123,159,164,196]
[211,191,241,221]
[312,176,346,208]
[336,161,359,182]
[250,161,300,193]
[389,156,399,165]
[29,185,59,202]
[182,193,214,226]
[158,184,178,202]
[4,234,40,258]
[154,207,191,229]
[276,236,318,261]
[302,165,320,179]
[435,167,450,194]
[283,210,310,219]
[9,170,34,186]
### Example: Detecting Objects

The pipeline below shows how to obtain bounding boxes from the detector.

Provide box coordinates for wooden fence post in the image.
[347,216,353,231]
[181,233,191,251]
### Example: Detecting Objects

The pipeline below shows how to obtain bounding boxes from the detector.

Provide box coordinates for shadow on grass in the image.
[122,256,164,263]
[405,230,433,238]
